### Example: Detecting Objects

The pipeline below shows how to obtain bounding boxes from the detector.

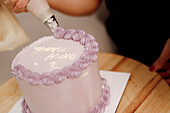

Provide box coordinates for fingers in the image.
[2,0,28,13]
[3,0,17,9]
[150,38,170,71]
[161,63,170,70]
[13,0,28,13]
[149,38,170,86]
[165,79,170,85]
[158,69,170,78]
[158,69,170,85]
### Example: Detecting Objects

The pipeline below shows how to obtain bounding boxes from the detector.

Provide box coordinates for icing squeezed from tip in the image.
[44,15,59,32]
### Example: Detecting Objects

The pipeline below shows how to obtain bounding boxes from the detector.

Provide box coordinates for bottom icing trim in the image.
[21,77,111,113]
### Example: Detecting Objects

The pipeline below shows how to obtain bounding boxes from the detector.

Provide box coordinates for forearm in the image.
[47,0,101,16]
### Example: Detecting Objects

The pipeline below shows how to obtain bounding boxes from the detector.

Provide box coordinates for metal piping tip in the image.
[44,15,59,32]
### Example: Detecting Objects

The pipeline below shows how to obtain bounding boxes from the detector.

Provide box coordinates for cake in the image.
[11,27,110,113]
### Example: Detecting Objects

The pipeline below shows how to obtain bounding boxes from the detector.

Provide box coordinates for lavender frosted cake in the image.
[12,27,110,113]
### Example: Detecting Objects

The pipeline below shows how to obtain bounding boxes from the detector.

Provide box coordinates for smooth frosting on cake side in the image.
[17,61,103,113]
[11,27,110,113]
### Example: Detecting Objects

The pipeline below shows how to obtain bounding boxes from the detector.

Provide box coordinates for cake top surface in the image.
[11,27,99,85]
[12,36,84,74]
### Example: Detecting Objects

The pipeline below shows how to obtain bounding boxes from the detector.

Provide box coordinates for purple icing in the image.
[21,99,31,113]
[21,77,111,113]
[12,27,99,86]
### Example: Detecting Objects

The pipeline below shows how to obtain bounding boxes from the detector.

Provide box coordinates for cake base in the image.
[9,71,131,113]
[21,77,110,113]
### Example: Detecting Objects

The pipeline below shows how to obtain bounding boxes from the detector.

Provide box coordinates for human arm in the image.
[1,0,101,15]
[48,0,101,16]
[149,38,170,85]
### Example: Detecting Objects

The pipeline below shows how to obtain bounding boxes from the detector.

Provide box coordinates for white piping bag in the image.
[26,0,59,32]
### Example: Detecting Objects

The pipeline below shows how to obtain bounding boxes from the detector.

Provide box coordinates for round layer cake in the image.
[11,27,110,113]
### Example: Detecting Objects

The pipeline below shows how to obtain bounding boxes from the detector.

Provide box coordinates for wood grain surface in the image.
[0,53,169,113]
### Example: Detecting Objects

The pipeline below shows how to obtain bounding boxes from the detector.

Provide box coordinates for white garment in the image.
[0,2,30,52]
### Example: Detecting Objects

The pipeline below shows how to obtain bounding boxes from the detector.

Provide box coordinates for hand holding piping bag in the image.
[0,0,28,13]
[1,0,59,32]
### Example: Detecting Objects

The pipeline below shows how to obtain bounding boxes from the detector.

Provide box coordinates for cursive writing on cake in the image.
[33,46,77,61]
[34,46,67,53]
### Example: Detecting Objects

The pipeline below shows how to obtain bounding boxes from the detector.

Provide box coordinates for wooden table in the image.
[0,53,170,113]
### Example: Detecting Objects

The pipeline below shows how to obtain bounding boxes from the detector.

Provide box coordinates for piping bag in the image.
[26,0,59,32]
